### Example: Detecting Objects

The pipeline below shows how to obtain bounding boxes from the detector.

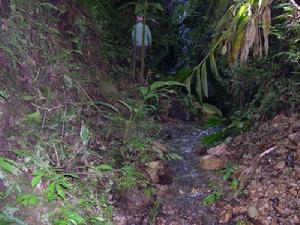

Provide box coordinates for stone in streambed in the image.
[146,161,172,185]
[207,143,230,156]
[199,155,227,170]
[146,161,164,184]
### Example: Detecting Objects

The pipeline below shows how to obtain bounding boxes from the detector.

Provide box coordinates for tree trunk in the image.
[140,0,147,83]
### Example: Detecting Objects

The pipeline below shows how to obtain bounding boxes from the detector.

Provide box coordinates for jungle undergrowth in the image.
[0,0,165,224]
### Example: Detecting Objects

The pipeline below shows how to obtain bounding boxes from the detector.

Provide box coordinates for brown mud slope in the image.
[0,0,108,143]
[219,113,300,225]
[0,1,120,223]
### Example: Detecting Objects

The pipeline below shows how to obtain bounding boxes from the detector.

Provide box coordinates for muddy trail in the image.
[116,124,223,225]
[155,125,220,225]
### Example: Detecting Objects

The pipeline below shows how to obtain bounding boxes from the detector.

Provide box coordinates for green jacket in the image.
[132,22,152,47]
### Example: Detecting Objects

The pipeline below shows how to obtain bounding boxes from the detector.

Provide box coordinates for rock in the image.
[199,155,227,170]
[146,161,165,183]
[151,141,168,159]
[207,143,230,156]
[288,132,300,144]
[247,206,258,218]
[202,103,223,117]
[152,141,168,153]
[291,120,300,131]
[291,215,300,224]
[124,188,152,213]
[274,161,286,170]
[146,161,172,185]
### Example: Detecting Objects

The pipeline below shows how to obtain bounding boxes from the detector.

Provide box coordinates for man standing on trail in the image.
[132,15,152,81]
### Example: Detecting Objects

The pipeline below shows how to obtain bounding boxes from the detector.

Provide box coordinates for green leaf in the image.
[118,100,133,114]
[174,68,193,82]
[0,90,8,100]
[56,183,65,199]
[135,4,148,14]
[149,81,185,92]
[48,27,60,36]
[202,103,223,117]
[20,95,33,101]
[221,163,235,180]
[62,210,85,224]
[90,216,105,222]
[164,153,183,161]
[17,194,39,206]
[38,2,59,11]
[71,50,84,55]
[31,175,42,188]
[210,53,221,81]
[186,76,192,98]
[94,101,119,113]
[195,68,202,102]
[139,87,149,99]
[23,112,42,125]
[144,92,159,101]
[149,3,163,11]
[0,218,15,224]
[230,178,239,190]
[61,173,79,179]
[96,164,113,171]
[0,157,17,173]
[47,182,56,201]
[203,192,222,206]
[31,170,45,187]
[201,61,208,98]
[80,122,90,145]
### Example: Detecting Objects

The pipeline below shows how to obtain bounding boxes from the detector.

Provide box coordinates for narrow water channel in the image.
[154,125,220,225]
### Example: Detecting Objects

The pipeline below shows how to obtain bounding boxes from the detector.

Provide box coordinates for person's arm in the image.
[146,25,152,47]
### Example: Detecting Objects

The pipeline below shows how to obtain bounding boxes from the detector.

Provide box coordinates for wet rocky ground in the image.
[114,112,300,225]
[154,126,220,225]
[114,124,224,225]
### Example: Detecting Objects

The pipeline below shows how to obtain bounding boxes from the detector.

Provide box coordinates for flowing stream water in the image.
[153,125,221,225]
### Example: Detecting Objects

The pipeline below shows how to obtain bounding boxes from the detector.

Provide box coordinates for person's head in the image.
[136,15,144,22]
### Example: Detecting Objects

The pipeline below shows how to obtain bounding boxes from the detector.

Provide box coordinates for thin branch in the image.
[74,80,102,112]
[290,0,300,11]
[31,103,65,112]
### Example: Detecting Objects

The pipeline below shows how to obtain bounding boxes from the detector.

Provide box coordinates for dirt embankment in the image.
[0,1,121,224]
[0,0,108,140]
[219,113,300,224]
